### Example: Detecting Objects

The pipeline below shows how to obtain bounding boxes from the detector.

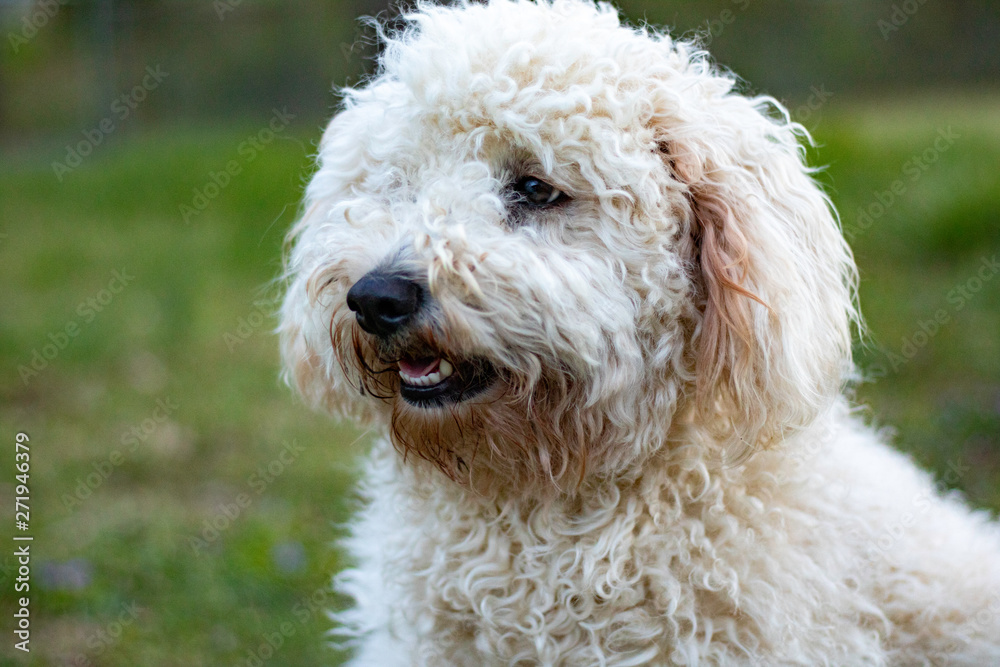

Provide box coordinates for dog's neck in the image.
[388,399,841,508]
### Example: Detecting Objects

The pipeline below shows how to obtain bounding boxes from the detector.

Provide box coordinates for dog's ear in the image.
[659,93,858,456]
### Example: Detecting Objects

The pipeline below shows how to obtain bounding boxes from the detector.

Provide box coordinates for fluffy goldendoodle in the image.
[279,1,1000,663]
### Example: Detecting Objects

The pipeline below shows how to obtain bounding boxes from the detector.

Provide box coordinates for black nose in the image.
[346,272,423,337]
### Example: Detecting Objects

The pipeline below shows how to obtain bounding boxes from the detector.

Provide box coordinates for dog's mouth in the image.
[396,354,495,407]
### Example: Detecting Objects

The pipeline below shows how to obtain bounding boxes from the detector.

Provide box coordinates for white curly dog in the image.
[279,1,1000,663]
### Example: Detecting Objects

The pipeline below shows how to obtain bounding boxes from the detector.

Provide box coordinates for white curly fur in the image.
[279,1,1000,664]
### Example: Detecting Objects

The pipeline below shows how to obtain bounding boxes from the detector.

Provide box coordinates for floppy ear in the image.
[660,89,858,456]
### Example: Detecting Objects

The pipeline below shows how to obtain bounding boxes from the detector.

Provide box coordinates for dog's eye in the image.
[512,177,568,207]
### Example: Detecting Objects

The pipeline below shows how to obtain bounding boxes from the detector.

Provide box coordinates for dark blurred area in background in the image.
[1,0,998,149]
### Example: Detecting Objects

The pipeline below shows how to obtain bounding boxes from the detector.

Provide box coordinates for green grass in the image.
[1,96,999,665]
[812,97,1000,510]
[2,122,360,666]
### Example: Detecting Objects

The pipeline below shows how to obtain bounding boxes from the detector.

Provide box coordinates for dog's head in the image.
[280,0,857,488]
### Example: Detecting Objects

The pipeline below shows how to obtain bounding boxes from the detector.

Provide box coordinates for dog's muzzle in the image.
[346,271,423,338]
[346,269,496,407]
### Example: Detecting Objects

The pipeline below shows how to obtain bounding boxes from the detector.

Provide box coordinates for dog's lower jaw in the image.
[334,405,1000,665]
[382,384,658,494]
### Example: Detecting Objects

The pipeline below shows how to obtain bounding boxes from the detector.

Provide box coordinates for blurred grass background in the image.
[1,0,998,665]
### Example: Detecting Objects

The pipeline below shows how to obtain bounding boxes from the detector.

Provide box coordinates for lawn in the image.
[1,96,998,665]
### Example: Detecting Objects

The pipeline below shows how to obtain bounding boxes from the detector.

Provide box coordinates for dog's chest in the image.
[380,466,736,663]
[359,443,888,664]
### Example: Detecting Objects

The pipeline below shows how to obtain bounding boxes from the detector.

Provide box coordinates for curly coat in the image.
[279,1,1000,663]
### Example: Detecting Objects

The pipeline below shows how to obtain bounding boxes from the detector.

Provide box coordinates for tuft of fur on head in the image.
[279,0,859,492]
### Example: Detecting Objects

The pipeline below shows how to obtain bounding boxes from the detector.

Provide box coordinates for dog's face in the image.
[281,0,857,488]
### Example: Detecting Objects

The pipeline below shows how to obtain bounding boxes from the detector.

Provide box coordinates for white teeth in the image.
[400,370,442,386]
[399,359,454,387]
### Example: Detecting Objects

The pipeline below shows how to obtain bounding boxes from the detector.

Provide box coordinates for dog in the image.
[278,1,1000,663]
